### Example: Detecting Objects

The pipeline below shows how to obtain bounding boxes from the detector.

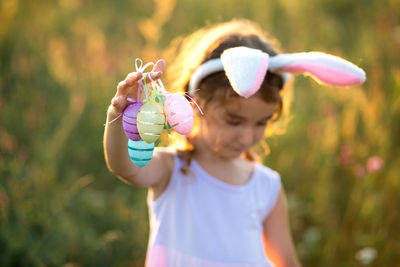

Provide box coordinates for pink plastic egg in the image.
[164,94,194,135]
[123,101,143,141]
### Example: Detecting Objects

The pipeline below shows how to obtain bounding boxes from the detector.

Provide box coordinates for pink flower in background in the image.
[321,102,337,118]
[354,164,367,178]
[366,156,384,172]
[339,144,353,166]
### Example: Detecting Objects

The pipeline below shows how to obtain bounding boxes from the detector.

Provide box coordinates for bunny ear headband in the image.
[188,46,366,98]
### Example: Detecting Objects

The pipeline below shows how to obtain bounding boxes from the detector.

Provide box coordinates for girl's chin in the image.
[228,146,247,155]
[213,148,244,160]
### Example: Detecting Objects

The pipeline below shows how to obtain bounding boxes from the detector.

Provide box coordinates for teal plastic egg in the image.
[128,139,155,167]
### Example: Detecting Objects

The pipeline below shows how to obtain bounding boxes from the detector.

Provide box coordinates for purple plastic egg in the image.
[123,101,143,141]
[164,94,194,135]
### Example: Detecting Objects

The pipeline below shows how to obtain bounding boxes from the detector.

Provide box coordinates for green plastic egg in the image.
[137,101,165,143]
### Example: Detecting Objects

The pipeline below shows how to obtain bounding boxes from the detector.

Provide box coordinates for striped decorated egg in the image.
[123,102,143,141]
[137,101,165,143]
[128,139,155,167]
[164,94,194,135]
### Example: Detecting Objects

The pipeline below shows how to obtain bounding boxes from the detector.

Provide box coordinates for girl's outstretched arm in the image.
[103,60,173,188]
[263,187,302,267]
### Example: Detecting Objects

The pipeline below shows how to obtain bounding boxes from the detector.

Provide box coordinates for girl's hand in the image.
[110,59,166,115]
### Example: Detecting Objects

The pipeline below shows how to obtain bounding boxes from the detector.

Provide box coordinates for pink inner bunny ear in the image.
[269,52,366,87]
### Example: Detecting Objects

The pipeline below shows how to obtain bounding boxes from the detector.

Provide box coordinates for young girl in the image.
[103,19,365,267]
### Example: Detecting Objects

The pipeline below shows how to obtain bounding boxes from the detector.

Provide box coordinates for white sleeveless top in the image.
[146,156,281,267]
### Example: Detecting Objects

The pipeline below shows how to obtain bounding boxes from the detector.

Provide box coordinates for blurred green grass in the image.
[1,0,399,266]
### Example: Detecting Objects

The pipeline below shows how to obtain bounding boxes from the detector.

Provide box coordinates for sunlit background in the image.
[1,0,399,266]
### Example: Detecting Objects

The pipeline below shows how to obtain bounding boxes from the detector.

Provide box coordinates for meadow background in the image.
[1,0,399,266]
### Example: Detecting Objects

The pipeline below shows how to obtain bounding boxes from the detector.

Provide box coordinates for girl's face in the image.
[195,95,277,160]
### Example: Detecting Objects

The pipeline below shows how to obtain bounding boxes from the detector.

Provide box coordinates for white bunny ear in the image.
[221,46,269,98]
[269,52,366,87]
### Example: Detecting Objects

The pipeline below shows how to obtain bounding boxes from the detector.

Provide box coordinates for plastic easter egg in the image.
[164,94,194,135]
[128,139,155,167]
[123,102,143,141]
[137,101,165,143]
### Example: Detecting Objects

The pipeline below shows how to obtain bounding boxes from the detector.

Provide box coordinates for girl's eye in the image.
[226,119,241,126]
[256,120,269,127]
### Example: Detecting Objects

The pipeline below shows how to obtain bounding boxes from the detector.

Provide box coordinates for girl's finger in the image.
[117,80,126,90]
[117,72,143,95]
[153,59,166,73]
[150,71,163,80]
[142,59,166,82]
[140,71,163,84]
[111,95,127,114]
[117,80,131,96]
[126,71,143,81]
[125,72,143,86]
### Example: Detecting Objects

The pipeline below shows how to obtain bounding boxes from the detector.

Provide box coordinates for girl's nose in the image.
[238,127,254,147]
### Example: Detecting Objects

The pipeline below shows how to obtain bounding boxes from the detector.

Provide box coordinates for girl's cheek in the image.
[255,128,267,142]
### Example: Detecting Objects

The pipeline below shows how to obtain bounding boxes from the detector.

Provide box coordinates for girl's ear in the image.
[268,52,366,87]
